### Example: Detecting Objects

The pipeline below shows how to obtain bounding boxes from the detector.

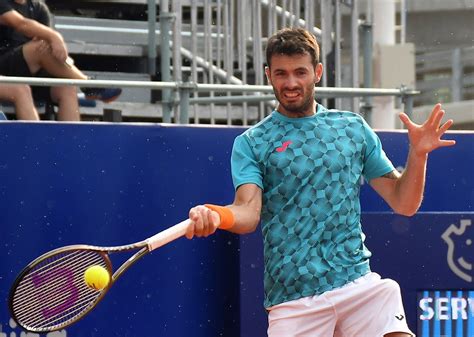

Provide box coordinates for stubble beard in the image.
[274,85,315,116]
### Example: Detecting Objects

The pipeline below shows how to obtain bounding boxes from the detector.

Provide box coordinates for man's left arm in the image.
[370,103,456,216]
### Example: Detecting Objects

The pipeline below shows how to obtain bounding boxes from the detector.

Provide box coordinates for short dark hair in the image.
[266,27,320,68]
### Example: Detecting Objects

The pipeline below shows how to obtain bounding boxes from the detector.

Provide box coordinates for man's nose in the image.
[284,75,298,89]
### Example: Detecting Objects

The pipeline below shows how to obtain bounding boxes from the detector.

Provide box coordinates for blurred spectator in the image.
[0,0,121,121]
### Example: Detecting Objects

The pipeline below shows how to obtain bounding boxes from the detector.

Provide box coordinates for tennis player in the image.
[0,0,122,121]
[189,28,455,336]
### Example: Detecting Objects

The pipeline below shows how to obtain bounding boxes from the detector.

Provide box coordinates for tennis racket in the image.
[8,205,234,333]
[9,220,190,332]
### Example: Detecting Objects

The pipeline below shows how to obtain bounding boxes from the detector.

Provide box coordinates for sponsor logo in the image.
[395,314,405,321]
[276,140,292,152]
[441,219,473,283]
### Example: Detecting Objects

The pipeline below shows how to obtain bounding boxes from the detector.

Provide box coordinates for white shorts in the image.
[267,272,415,337]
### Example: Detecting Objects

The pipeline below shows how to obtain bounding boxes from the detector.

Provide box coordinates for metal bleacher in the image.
[4,1,470,125]
[46,0,326,123]
[51,14,155,121]
[54,16,152,58]
[0,13,153,121]
[51,8,254,122]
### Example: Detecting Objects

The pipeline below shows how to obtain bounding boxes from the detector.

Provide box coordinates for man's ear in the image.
[315,63,324,83]
[265,66,272,85]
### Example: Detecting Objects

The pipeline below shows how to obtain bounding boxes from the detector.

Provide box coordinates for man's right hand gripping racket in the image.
[8,205,234,333]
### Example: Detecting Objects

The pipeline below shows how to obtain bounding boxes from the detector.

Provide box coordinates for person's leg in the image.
[267,295,337,337]
[22,40,87,80]
[330,273,415,337]
[21,41,121,102]
[0,84,39,120]
[50,85,80,121]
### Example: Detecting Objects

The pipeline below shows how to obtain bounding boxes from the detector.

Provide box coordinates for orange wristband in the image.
[205,204,235,230]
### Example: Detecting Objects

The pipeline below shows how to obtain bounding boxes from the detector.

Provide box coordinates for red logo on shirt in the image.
[276,140,292,152]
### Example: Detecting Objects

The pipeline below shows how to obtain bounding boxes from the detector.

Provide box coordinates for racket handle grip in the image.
[146,219,190,251]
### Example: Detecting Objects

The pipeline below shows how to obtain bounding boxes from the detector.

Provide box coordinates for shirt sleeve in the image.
[361,119,395,181]
[231,133,264,191]
[35,1,51,27]
[0,0,13,16]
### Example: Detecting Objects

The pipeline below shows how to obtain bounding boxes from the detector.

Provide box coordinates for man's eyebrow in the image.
[273,67,309,73]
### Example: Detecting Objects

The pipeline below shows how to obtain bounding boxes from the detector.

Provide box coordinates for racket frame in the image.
[9,245,113,332]
[8,219,190,332]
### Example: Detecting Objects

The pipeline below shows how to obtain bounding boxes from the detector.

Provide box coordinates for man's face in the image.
[265,53,322,118]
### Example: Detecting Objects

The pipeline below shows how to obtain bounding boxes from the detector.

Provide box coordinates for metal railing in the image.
[0,76,419,124]
[1,0,423,125]
[156,0,368,123]
[415,46,474,106]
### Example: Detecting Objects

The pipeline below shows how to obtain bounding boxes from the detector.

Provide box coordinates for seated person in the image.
[0,81,39,120]
[0,0,122,121]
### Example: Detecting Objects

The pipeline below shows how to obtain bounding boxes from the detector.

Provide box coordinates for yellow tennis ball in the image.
[84,265,110,290]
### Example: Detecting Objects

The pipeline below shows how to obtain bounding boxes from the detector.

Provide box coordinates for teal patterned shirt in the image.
[231,104,395,307]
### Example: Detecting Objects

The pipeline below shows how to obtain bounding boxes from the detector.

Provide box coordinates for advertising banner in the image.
[0,123,472,336]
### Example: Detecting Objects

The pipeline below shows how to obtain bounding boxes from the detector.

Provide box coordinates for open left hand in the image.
[399,103,456,156]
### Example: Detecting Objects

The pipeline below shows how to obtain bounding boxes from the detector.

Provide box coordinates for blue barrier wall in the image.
[240,213,474,337]
[0,123,243,337]
[239,131,474,337]
[0,123,472,337]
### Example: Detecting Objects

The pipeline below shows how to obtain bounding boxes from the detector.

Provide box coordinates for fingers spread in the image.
[428,103,442,124]
[398,112,414,129]
[438,119,454,135]
[439,139,456,147]
[398,112,408,122]
[431,109,445,128]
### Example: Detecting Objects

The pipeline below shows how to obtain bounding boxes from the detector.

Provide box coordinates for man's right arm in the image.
[225,183,262,234]
[0,9,67,62]
[187,183,262,238]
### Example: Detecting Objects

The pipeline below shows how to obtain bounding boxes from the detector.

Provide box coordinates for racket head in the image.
[9,245,113,333]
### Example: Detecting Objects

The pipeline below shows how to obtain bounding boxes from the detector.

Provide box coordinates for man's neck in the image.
[276,101,318,118]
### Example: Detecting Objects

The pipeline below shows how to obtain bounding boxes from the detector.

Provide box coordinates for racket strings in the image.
[20,248,93,276]
[14,250,105,328]
[36,292,103,329]
[12,249,109,331]
[15,250,97,300]
[21,288,99,329]
[15,253,101,323]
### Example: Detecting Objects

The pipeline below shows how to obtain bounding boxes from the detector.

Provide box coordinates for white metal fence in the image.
[1,0,423,124]
[0,76,419,123]
[415,46,474,106]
